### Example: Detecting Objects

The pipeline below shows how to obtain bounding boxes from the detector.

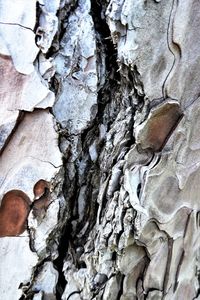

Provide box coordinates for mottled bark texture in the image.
[0,0,200,299]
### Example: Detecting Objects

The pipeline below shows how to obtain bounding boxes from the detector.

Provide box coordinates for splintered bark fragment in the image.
[135,100,183,151]
[0,190,31,237]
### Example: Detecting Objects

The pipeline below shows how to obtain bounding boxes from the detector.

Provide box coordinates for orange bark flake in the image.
[136,101,183,152]
[32,180,50,218]
[0,190,31,237]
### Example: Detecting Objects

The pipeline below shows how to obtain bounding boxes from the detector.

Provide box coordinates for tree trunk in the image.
[0,0,200,299]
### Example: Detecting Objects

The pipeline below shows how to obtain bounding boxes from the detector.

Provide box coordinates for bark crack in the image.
[0,110,24,156]
[174,249,184,292]
[27,156,62,169]
[163,237,173,296]
[0,21,34,32]
[162,0,181,98]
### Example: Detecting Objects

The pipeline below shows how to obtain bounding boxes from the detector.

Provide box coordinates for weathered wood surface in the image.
[0,0,200,299]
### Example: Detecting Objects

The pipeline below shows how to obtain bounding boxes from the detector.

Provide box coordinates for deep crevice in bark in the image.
[52,1,126,297]
[53,161,79,298]
[116,274,125,300]
[54,224,70,299]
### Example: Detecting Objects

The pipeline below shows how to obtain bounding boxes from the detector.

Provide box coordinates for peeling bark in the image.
[0,1,200,300]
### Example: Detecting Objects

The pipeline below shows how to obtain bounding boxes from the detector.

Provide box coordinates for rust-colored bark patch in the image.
[33,180,50,218]
[33,179,49,199]
[0,54,27,103]
[0,190,31,237]
[136,100,183,151]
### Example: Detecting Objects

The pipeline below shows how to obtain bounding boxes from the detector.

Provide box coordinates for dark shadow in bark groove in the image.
[53,1,135,299]
[91,0,121,122]
[174,249,184,292]
[163,237,173,296]
[53,159,79,299]
[91,0,120,75]
[54,223,71,299]
[116,274,125,300]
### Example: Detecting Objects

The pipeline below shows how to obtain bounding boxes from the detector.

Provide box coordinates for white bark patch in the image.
[32,262,58,296]
[0,237,38,300]
[0,110,62,199]
[53,3,98,134]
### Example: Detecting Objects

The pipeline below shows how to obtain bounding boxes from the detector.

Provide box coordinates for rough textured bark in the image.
[0,1,200,299]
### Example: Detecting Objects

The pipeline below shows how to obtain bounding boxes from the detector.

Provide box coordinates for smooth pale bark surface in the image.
[0,1,200,300]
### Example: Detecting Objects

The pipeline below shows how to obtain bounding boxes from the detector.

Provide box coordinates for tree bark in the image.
[0,1,200,299]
